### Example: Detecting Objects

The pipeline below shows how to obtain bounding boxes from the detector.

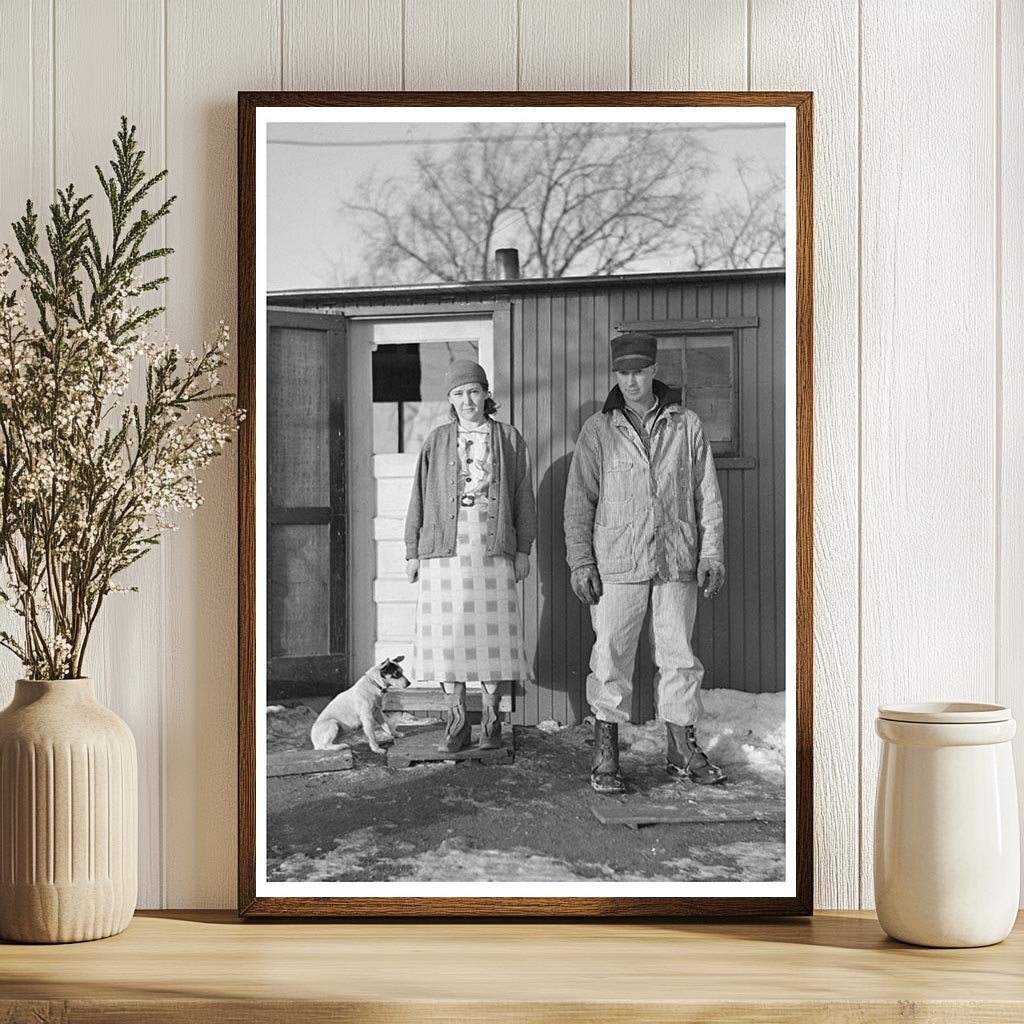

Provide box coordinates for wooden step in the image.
[387,723,515,769]
[382,687,512,713]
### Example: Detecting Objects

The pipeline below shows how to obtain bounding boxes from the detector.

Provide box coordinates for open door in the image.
[346,315,496,690]
[266,309,348,700]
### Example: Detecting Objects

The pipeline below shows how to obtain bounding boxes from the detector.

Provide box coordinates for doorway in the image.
[346,316,495,685]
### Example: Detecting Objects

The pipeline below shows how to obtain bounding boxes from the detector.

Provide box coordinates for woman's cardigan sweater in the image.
[404,419,537,560]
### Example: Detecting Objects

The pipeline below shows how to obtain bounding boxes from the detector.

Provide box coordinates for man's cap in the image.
[610,332,657,371]
[445,359,489,394]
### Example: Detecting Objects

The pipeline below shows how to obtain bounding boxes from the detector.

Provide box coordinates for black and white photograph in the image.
[242,97,810,914]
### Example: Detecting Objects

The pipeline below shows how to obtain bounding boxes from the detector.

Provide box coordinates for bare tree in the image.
[686,157,785,271]
[343,123,712,284]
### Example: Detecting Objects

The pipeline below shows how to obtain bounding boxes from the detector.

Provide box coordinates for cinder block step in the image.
[374,518,406,540]
[376,477,414,517]
[373,453,418,478]
[376,601,416,638]
[373,641,415,666]
[374,578,418,604]
[376,540,408,577]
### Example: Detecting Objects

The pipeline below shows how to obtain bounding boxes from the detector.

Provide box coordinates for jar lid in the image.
[877,701,1011,724]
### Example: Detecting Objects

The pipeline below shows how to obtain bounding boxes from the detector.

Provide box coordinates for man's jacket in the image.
[405,419,536,560]
[563,380,724,583]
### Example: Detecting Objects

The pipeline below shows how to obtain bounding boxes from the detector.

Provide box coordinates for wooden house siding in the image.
[270,269,786,727]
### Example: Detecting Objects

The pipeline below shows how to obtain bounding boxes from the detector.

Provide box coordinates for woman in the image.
[405,359,536,752]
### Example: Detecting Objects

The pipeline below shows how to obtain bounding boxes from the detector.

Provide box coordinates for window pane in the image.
[686,337,733,445]
[654,334,735,447]
[654,341,685,388]
[685,335,733,386]
[371,339,479,454]
[685,387,733,444]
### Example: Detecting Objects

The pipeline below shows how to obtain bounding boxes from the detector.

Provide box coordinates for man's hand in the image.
[406,558,420,583]
[570,565,603,605]
[514,553,531,582]
[697,559,725,598]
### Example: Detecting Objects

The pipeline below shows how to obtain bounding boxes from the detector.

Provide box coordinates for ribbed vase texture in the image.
[0,678,137,943]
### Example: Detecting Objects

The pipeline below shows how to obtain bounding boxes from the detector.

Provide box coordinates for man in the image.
[563,332,727,793]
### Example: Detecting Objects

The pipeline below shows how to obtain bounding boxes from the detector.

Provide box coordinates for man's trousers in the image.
[586,579,704,726]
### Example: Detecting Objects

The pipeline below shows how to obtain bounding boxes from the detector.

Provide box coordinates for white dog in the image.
[310,656,412,754]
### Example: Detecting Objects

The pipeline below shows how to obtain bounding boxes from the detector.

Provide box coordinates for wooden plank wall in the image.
[0,0,1015,911]
[500,276,786,729]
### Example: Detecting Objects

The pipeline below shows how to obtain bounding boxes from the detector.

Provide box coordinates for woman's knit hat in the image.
[445,359,489,393]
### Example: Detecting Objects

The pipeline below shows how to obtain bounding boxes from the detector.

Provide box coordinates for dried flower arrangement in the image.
[0,118,242,679]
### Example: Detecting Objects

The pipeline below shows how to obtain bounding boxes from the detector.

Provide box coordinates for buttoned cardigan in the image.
[404,419,536,560]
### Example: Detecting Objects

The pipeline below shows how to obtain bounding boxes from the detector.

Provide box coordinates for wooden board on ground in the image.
[591,800,785,830]
[387,724,515,768]
[267,747,354,777]
[383,688,512,713]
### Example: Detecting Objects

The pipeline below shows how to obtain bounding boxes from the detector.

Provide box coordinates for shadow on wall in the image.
[534,451,588,727]
[530,399,606,727]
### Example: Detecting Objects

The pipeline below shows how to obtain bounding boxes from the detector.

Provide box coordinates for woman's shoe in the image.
[478,691,502,750]
[438,688,471,753]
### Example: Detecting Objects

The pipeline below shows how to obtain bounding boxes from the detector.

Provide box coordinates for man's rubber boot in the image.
[666,722,727,785]
[438,689,471,753]
[478,690,502,750]
[591,720,626,794]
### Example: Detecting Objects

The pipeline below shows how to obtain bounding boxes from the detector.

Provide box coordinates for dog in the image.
[309,656,412,755]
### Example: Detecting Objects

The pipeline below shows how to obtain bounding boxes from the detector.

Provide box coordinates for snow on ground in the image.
[267,687,786,772]
[266,688,787,884]
[661,842,787,882]
[616,689,785,777]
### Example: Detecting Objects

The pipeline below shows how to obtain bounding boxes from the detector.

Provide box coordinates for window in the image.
[371,338,482,454]
[655,333,739,457]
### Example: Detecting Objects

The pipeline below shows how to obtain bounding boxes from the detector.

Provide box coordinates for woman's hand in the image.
[514,553,531,582]
[406,558,420,583]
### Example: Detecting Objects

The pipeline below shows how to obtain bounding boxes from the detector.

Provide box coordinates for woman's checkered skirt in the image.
[413,504,533,684]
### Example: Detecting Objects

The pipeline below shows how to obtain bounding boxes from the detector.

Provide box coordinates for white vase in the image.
[0,678,137,943]
[874,701,1019,947]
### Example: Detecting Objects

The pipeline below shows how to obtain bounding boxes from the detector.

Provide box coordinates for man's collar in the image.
[601,378,683,415]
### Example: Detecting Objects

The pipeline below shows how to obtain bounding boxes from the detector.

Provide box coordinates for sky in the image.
[267,121,785,293]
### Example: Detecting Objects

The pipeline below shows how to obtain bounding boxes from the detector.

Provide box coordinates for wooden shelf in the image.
[2,910,1022,1022]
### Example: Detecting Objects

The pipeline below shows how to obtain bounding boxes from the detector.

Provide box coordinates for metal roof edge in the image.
[267,266,786,304]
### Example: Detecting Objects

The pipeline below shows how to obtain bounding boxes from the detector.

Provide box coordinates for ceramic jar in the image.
[0,678,137,943]
[874,702,1019,947]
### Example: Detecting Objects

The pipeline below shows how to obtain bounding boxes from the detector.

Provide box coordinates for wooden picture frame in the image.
[238,91,813,917]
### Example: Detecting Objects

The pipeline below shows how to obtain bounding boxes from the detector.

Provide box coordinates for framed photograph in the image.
[238,91,812,917]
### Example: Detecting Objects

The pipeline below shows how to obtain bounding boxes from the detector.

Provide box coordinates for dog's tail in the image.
[310,718,346,751]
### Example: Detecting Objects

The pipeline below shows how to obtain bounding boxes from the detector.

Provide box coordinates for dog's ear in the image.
[392,655,405,664]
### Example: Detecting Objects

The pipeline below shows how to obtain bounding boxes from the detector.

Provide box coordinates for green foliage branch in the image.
[0,117,242,679]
